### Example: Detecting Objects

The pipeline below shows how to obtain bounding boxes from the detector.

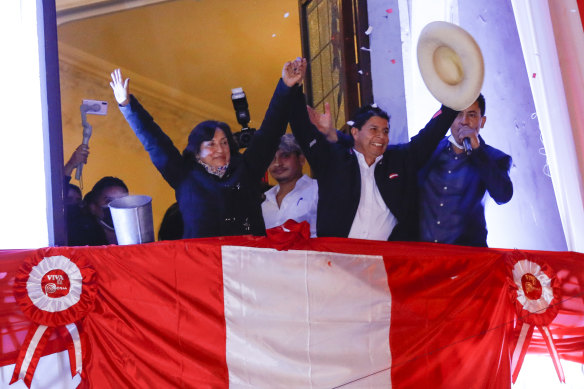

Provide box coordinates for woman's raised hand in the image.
[282,57,307,87]
[109,69,130,106]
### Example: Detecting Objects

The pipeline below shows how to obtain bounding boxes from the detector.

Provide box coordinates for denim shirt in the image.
[418,137,513,247]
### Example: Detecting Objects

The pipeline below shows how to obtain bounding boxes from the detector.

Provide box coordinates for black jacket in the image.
[289,90,458,241]
[119,79,295,238]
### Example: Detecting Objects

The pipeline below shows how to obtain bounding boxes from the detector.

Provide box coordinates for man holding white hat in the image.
[415,21,513,246]
[418,94,513,246]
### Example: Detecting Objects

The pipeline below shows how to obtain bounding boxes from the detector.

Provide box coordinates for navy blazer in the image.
[289,89,458,241]
[119,79,295,238]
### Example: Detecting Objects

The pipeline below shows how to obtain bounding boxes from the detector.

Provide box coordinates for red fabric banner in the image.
[1,227,583,388]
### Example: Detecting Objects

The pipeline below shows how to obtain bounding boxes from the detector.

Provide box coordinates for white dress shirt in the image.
[262,174,318,237]
[348,149,397,240]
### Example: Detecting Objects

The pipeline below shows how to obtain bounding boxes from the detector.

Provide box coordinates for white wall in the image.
[0,0,51,248]
[367,0,567,250]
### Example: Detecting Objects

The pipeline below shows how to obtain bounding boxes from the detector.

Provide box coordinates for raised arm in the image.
[287,76,338,177]
[407,106,459,169]
[242,58,306,180]
[307,102,338,142]
[64,144,89,178]
[307,103,360,151]
[110,69,185,188]
[110,68,130,106]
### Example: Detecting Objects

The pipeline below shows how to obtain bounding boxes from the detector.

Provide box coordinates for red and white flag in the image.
[2,222,583,388]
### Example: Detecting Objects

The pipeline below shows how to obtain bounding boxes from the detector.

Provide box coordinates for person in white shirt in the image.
[289,67,457,241]
[261,134,318,237]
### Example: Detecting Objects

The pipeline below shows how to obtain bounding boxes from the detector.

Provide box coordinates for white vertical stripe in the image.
[66,323,83,373]
[222,246,392,388]
[19,325,48,380]
[511,322,531,374]
[0,0,49,249]
[541,326,565,381]
[511,0,584,252]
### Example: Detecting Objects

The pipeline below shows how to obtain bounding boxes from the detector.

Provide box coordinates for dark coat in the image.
[119,79,295,239]
[289,90,458,241]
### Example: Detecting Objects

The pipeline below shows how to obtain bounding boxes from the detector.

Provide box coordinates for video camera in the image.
[231,87,256,149]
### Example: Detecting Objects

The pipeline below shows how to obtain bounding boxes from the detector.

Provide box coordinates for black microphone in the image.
[463,138,472,155]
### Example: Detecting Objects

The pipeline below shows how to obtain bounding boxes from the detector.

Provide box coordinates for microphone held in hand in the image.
[463,137,472,155]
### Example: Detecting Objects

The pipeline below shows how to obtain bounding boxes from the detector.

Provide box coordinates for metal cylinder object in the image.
[109,195,154,245]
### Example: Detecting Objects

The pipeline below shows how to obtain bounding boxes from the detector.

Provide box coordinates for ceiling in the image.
[57,0,302,128]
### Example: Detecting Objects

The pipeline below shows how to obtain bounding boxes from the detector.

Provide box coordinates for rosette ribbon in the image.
[10,250,96,388]
[507,251,563,383]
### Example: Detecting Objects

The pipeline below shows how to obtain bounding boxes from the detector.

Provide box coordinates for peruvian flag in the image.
[1,222,535,388]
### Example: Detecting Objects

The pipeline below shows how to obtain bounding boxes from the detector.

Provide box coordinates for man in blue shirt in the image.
[418,94,513,247]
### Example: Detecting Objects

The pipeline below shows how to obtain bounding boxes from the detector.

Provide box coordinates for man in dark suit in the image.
[289,81,458,241]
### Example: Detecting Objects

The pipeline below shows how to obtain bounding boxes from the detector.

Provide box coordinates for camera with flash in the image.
[231,87,256,149]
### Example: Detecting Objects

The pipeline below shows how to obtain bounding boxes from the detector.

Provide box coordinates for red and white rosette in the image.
[507,251,563,383]
[10,249,96,388]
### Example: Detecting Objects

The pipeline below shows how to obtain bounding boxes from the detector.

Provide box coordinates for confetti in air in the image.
[358,70,364,75]
[360,46,371,52]
[371,103,378,108]
[272,33,277,38]
[365,26,373,35]
[284,12,290,18]
[386,8,393,13]
[391,59,396,64]
[532,73,536,78]
[347,120,355,126]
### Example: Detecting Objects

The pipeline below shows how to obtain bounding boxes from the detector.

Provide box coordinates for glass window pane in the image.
[307,6,320,60]
[321,43,333,95]
[332,85,346,130]
[318,0,330,54]
[310,57,323,105]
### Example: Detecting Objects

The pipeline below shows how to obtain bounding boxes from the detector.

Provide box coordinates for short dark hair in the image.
[476,93,486,116]
[183,120,238,161]
[89,176,128,204]
[83,189,95,205]
[350,104,391,131]
[66,183,82,198]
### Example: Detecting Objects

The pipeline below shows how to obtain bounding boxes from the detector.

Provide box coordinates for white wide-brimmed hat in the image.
[417,21,484,111]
